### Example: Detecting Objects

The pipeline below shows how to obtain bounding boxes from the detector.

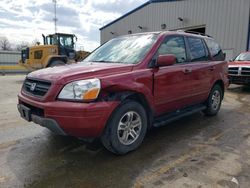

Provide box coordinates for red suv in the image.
[228,51,250,85]
[18,31,228,154]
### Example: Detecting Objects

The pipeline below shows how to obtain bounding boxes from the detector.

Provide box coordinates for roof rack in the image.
[184,31,212,38]
[176,30,212,38]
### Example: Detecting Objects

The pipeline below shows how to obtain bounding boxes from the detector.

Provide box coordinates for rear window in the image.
[204,38,225,61]
[187,37,209,62]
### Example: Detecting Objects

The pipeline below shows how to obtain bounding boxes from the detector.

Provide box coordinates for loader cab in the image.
[43,33,77,59]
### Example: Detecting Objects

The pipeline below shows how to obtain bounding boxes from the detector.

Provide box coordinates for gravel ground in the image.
[0,75,250,188]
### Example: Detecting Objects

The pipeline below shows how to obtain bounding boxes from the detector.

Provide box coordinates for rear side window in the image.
[187,37,209,62]
[157,36,187,63]
[204,38,224,61]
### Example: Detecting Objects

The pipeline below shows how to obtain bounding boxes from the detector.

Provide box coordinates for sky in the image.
[0,0,147,51]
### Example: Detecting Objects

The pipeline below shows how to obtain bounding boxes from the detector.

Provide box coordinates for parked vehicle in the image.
[19,33,90,71]
[17,31,228,155]
[228,51,250,85]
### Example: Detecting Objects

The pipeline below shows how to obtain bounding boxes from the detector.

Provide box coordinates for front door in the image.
[153,35,195,116]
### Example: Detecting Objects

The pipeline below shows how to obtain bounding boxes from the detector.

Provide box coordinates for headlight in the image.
[58,78,101,101]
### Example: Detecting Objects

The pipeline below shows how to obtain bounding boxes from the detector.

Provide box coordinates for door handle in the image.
[183,68,192,74]
[209,66,215,71]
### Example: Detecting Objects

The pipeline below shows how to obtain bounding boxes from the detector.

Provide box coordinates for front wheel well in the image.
[47,57,67,67]
[107,91,153,130]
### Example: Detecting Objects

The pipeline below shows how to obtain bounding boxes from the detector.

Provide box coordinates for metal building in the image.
[99,0,250,60]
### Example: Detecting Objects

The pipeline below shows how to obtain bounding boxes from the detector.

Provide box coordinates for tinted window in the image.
[187,37,208,62]
[204,38,224,61]
[157,36,187,63]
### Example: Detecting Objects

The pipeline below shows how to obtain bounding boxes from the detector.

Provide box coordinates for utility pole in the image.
[53,0,58,33]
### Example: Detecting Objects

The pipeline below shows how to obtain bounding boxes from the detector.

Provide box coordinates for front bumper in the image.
[17,105,66,135]
[18,92,119,138]
[229,75,250,85]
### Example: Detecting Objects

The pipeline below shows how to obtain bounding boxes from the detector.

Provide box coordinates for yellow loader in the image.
[19,33,90,70]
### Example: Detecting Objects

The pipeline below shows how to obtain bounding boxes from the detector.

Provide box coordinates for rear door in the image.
[153,35,196,115]
[184,36,212,102]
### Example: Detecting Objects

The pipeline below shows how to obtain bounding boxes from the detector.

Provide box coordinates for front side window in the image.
[84,34,158,64]
[46,36,57,45]
[204,38,224,61]
[157,36,187,63]
[234,52,250,61]
[187,37,208,62]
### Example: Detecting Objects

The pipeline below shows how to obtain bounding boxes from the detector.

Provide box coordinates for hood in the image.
[228,61,250,66]
[28,62,133,84]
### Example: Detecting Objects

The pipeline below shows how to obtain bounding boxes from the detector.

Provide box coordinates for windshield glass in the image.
[84,34,158,64]
[235,52,250,61]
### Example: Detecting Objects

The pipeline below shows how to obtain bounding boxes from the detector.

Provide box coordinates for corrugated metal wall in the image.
[100,0,250,58]
[0,51,27,74]
[0,51,20,64]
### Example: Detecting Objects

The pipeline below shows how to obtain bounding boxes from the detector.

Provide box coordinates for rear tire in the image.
[101,100,147,155]
[48,60,65,67]
[204,84,223,116]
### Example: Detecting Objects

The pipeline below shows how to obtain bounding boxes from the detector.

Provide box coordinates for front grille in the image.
[228,67,238,75]
[241,67,250,76]
[23,78,51,97]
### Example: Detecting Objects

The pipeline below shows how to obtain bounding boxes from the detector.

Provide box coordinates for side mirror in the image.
[157,54,176,67]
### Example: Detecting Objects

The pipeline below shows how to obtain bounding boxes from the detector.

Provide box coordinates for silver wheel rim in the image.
[117,111,142,145]
[211,90,221,110]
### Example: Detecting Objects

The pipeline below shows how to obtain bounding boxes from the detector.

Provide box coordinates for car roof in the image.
[117,30,214,40]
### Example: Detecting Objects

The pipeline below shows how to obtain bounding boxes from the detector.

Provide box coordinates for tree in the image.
[15,39,41,51]
[0,37,11,51]
[16,41,29,51]
[31,38,40,46]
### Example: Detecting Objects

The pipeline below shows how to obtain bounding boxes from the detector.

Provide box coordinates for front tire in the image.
[101,100,147,155]
[204,84,223,116]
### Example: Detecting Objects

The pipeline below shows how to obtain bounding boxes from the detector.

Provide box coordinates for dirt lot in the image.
[0,75,250,188]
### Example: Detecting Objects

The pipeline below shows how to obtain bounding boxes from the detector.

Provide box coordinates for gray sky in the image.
[0,0,147,51]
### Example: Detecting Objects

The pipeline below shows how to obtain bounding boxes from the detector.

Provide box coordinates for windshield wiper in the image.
[91,60,117,63]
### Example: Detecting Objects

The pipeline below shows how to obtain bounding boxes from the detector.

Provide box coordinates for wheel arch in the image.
[105,91,154,130]
[46,56,68,67]
[212,80,225,99]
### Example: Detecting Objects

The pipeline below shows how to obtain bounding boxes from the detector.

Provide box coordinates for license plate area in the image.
[18,104,31,121]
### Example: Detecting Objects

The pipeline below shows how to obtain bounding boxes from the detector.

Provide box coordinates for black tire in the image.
[101,100,147,155]
[204,84,223,116]
[48,60,65,67]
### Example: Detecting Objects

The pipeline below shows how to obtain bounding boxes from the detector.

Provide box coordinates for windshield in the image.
[234,52,250,61]
[84,34,158,64]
